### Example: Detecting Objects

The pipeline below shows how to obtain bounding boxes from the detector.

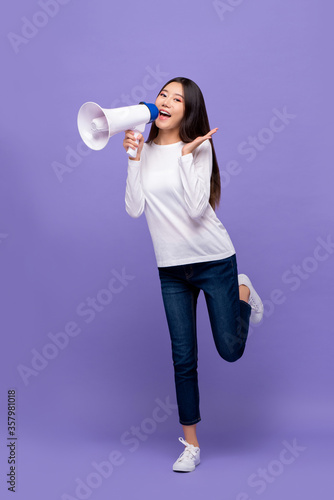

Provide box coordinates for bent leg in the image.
[201,255,252,362]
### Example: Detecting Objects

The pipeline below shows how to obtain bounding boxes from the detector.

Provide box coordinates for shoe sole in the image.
[173,461,200,472]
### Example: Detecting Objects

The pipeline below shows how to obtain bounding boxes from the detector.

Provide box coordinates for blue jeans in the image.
[158,254,251,426]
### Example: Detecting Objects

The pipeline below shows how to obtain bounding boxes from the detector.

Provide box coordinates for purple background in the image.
[1,0,333,498]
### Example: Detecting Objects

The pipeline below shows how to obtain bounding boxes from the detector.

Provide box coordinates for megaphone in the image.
[77,101,158,157]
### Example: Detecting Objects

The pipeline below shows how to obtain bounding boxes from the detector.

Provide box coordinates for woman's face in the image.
[154,82,185,132]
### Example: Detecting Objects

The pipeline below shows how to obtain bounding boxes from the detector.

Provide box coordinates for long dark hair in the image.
[146,77,221,211]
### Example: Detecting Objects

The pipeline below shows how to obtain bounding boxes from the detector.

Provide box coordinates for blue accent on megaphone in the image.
[140,102,159,123]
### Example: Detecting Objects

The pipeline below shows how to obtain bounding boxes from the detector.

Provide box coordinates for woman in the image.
[123,77,264,472]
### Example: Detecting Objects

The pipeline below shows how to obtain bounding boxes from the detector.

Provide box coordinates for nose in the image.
[162,96,171,107]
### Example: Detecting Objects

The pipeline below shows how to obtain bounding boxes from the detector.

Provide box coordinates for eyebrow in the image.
[161,89,184,99]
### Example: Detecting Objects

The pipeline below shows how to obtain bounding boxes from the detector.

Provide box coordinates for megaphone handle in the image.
[127,123,146,158]
[127,131,141,158]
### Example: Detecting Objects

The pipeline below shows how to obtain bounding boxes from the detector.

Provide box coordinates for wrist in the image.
[182,148,192,157]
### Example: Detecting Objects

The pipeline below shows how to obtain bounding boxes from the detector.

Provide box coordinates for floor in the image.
[6,426,332,500]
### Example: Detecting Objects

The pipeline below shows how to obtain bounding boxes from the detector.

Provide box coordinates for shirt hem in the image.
[156,250,236,268]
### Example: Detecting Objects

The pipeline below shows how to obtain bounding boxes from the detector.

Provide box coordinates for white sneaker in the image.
[238,274,264,324]
[172,437,200,472]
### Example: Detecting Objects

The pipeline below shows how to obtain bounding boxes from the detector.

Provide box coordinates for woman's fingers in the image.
[125,137,139,146]
[206,127,218,139]
[124,131,143,143]
[123,131,144,153]
[196,128,218,145]
[125,130,143,139]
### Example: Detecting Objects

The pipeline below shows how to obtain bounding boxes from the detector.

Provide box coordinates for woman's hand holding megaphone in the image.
[123,130,144,161]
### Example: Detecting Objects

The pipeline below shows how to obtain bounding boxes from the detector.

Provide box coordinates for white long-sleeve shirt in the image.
[125,139,236,267]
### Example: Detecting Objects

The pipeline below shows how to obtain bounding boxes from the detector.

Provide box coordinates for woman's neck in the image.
[153,129,181,145]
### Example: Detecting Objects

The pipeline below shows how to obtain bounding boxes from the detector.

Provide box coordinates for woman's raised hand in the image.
[181,128,218,156]
[123,130,145,161]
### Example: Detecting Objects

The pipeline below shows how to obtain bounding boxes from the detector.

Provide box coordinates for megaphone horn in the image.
[77,101,159,156]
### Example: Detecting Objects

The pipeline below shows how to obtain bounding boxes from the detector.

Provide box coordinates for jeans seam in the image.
[180,417,201,426]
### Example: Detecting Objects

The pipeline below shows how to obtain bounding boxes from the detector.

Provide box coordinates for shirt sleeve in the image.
[178,139,212,219]
[125,159,145,218]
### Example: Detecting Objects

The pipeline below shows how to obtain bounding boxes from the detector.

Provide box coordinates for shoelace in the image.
[249,295,262,312]
[176,437,199,462]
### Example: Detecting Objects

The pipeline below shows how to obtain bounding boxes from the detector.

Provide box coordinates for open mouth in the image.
[159,110,171,120]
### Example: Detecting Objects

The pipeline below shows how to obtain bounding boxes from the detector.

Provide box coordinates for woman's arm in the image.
[125,158,145,218]
[124,131,145,218]
[179,138,214,219]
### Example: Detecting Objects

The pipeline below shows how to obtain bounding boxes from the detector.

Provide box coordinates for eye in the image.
[160,92,167,97]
